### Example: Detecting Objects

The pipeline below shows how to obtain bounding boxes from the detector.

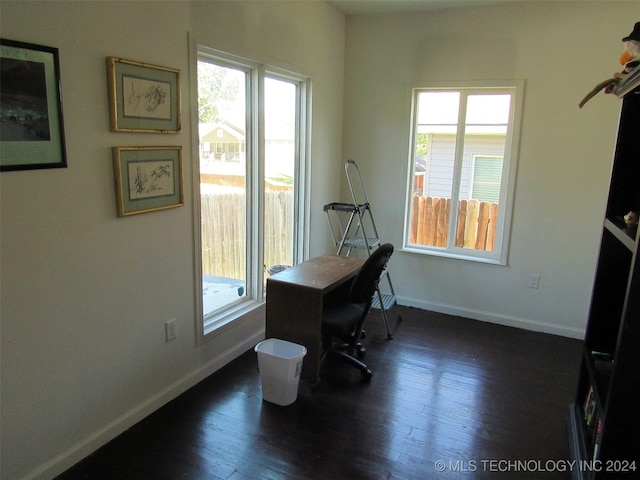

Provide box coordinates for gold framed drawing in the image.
[112,146,183,216]
[107,57,181,133]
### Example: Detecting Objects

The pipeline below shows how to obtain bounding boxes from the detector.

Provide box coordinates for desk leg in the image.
[266,282,323,383]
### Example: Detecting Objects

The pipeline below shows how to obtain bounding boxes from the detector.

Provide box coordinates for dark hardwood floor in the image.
[56,307,582,479]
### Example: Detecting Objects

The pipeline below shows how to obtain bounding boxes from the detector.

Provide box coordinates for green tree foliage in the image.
[416,133,429,157]
[197,61,240,124]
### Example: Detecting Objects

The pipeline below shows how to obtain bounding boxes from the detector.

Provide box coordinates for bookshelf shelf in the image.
[567,79,640,479]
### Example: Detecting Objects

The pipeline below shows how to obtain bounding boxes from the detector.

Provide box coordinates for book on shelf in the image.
[583,385,597,428]
[583,385,593,412]
[593,417,604,461]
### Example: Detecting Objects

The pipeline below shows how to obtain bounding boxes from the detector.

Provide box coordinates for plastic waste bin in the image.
[254,338,307,406]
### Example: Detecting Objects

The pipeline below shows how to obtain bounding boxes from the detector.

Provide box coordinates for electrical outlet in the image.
[165,319,177,342]
[528,274,540,289]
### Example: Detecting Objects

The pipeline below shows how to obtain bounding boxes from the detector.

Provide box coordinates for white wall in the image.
[342,2,637,337]
[0,1,344,479]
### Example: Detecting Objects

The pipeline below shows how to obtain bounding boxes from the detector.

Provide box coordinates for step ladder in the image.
[324,160,402,339]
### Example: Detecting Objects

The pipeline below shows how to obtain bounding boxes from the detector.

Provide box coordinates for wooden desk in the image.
[265,255,364,382]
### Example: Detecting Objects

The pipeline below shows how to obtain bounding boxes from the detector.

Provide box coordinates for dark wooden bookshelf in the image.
[567,70,640,479]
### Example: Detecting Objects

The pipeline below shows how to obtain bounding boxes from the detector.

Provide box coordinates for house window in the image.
[472,155,503,203]
[196,47,309,339]
[404,83,522,264]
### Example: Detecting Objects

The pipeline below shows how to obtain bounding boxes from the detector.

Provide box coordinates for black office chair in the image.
[320,243,394,381]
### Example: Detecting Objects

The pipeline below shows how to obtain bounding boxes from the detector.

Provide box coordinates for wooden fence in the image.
[201,190,293,280]
[409,195,498,251]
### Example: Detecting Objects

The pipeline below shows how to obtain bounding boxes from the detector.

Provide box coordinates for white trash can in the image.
[255,338,307,406]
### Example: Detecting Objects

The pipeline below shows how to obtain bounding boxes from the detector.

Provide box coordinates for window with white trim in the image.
[404,83,522,264]
[195,47,310,338]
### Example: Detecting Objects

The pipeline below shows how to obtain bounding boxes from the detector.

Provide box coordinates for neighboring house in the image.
[419,133,506,203]
[200,121,246,162]
[199,119,295,180]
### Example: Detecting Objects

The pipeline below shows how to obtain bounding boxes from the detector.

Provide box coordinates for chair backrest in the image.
[349,243,394,304]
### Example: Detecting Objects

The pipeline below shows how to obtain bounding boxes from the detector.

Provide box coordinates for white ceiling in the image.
[327,0,524,16]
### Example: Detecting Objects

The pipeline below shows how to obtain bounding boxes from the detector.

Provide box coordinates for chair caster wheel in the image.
[361,369,372,381]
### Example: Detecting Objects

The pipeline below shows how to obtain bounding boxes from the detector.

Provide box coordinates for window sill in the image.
[400,245,506,266]
[201,300,265,342]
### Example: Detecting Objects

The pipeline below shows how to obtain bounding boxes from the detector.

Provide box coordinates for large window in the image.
[404,83,522,264]
[195,47,309,338]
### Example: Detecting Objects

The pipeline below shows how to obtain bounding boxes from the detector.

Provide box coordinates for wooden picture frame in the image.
[107,57,181,133]
[113,146,184,216]
[0,38,67,171]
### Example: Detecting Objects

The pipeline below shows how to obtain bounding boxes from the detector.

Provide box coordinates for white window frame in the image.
[191,43,311,342]
[403,81,524,265]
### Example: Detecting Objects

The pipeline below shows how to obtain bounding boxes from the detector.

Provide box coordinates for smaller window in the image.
[404,82,523,264]
[472,155,503,203]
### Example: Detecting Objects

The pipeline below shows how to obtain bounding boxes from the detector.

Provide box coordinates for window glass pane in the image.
[417,91,460,131]
[198,61,247,317]
[264,77,295,282]
[409,91,460,247]
[458,94,509,252]
[465,94,510,132]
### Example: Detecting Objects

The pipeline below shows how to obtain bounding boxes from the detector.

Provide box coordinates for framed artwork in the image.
[107,57,181,133]
[112,146,184,216]
[0,38,67,171]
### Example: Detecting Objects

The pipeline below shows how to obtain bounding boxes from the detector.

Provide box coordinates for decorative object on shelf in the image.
[623,210,638,226]
[112,146,183,216]
[620,22,640,74]
[579,21,640,108]
[0,38,67,171]
[107,57,181,133]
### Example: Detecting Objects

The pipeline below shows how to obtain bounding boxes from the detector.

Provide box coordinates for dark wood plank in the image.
[55,308,582,479]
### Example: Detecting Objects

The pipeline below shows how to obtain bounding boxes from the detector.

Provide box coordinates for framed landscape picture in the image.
[107,57,181,133]
[112,146,184,216]
[0,38,67,171]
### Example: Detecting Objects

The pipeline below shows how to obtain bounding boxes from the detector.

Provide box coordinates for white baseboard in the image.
[397,296,585,340]
[26,329,265,480]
